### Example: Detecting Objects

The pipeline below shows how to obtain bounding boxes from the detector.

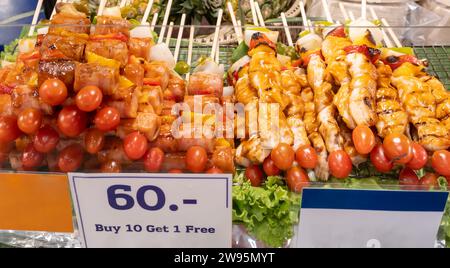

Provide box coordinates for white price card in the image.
[69,173,232,248]
[295,188,449,248]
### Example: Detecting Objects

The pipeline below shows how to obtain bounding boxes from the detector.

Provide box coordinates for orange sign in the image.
[0,173,74,233]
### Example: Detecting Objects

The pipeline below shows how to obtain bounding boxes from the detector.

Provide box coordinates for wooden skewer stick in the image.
[237,20,243,39]
[120,0,128,8]
[361,0,367,20]
[381,18,402,48]
[254,1,265,27]
[280,12,293,47]
[369,7,393,48]
[29,0,44,36]
[158,0,173,44]
[299,1,310,32]
[227,2,243,43]
[150,12,158,32]
[97,0,108,16]
[186,25,195,81]
[165,21,174,46]
[141,0,154,24]
[210,8,223,61]
[174,14,186,62]
[339,2,349,21]
[216,42,220,64]
[308,20,315,34]
[348,11,355,21]
[249,0,259,26]
[321,0,333,23]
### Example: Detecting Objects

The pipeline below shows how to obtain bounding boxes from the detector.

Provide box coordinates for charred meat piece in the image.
[86,39,129,67]
[38,60,75,90]
[94,16,131,37]
[74,63,119,95]
[40,34,87,62]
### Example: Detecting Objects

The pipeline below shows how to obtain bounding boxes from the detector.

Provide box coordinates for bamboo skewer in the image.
[321,0,333,23]
[249,0,259,26]
[97,0,108,16]
[28,0,44,36]
[254,1,265,27]
[381,18,402,48]
[210,8,223,61]
[120,0,128,8]
[369,7,394,48]
[158,0,173,44]
[150,12,158,32]
[361,0,367,21]
[165,21,174,46]
[173,14,186,62]
[227,2,243,43]
[348,11,355,21]
[339,2,349,21]
[280,12,293,47]
[299,1,310,32]
[186,25,195,81]
[141,0,155,24]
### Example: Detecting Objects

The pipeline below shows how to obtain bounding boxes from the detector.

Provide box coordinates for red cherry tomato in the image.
[33,125,60,153]
[399,167,420,190]
[22,144,44,168]
[295,145,318,169]
[206,167,223,174]
[286,166,310,193]
[123,131,148,160]
[352,125,376,154]
[245,165,264,187]
[100,160,122,173]
[17,108,42,134]
[168,169,183,174]
[39,78,68,106]
[370,144,394,173]
[406,142,428,170]
[431,150,450,176]
[75,86,103,112]
[185,146,208,173]
[263,157,281,176]
[144,147,165,172]
[57,105,87,137]
[84,128,105,154]
[94,107,121,131]
[383,133,412,164]
[271,143,295,170]
[0,116,21,142]
[328,150,353,179]
[57,144,84,172]
[420,173,439,190]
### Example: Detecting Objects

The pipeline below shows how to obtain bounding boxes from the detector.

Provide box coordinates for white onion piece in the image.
[223,86,234,97]
[229,55,250,75]
[130,23,152,38]
[348,18,383,46]
[295,33,323,52]
[277,54,291,65]
[193,58,224,77]
[37,27,48,35]
[18,38,37,54]
[149,43,175,69]
[244,28,279,47]
[1,61,14,68]
[102,7,122,18]
[322,24,341,38]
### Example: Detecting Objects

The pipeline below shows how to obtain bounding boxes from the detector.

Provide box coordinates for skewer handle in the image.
[174,14,186,62]
[254,2,265,27]
[227,1,243,43]
[165,22,174,46]
[29,0,44,37]
[321,0,333,23]
[299,1,310,32]
[120,0,128,8]
[249,0,259,26]
[186,25,195,81]
[158,0,174,44]
[339,2,349,21]
[150,12,158,32]
[382,18,402,48]
[141,0,154,24]
[281,12,293,47]
[210,8,223,60]
[361,0,367,20]
[97,0,108,16]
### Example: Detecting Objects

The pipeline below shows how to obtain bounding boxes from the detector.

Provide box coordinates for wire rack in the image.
[414,46,450,90]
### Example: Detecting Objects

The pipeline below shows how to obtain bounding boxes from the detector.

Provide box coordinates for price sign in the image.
[295,188,449,248]
[69,173,232,248]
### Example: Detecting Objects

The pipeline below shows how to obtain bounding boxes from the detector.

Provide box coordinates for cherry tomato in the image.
[0,116,21,142]
[168,169,183,174]
[144,147,165,172]
[57,144,84,172]
[431,150,450,176]
[123,131,148,160]
[57,105,87,137]
[75,86,103,112]
[39,78,68,106]
[94,107,121,131]
[33,125,59,153]
[263,157,281,176]
[245,165,264,187]
[185,146,208,173]
[383,133,412,164]
[399,167,420,190]
[370,144,394,173]
[295,145,318,169]
[328,150,353,179]
[420,173,439,190]
[270,143,295,170]
[206,167,223,174]
[84,128,105,154]
[100,160,122,173]
[406,142,428,170]
[21,144,44,168]
[17,108,42,134]
[286,166,310,193]
[352,125,376,154]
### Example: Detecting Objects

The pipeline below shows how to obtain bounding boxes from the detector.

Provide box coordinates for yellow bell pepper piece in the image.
[86,51,121,69]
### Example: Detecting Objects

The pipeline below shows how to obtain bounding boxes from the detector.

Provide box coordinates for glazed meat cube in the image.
[40,34,87,62]
[128,37,152,61]
[187,72,223,97]
[138,85,163,115]
[85,39,129,67]
[143,61,170,90]
[124,63,144,87]
[165,72,186,102]
[74,63,119,95]
[49,13,90,35]
[94,16,130,37]
[38,60,75,90]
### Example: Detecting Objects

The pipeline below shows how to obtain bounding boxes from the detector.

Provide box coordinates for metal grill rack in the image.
[414,46,450,90]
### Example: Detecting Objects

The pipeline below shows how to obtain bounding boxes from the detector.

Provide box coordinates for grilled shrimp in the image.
[346,52,378,127]
[300,87,319,134]
[281,69,305,117]
[235,135,271,167]
[235,75,257,105]
[287,115,310,151]
[321,36,352,64]
[308,132,329,181]
[375,62,408,137]
[424,76,450,132]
